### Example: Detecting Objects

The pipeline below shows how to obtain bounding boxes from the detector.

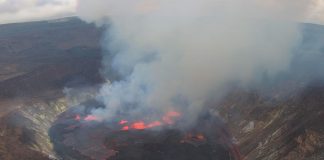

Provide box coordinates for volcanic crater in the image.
[49,100,242,160]
[1,18,324,160]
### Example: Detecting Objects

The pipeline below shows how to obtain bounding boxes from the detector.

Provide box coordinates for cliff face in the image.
[0,89,99,160]
[0,18,103,159]
[0,98,68,159]
[216,23,324,160]
[217,85,324,160]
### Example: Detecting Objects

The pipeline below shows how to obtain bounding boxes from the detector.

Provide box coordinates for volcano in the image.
[1,18,324,160]
[49,101,242,160]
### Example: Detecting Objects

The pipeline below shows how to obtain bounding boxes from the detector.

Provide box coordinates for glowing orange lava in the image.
[119,111,181,131]
[121,126,129,131]
[73,111,181,130]
[162,111,181,124]
[180,133,206,144]
[196,134,205,140]
[131,121,146,130]
[84,115,99,121]
[146,121,162,128]
[75,114,81,121]
[119,120,128,125]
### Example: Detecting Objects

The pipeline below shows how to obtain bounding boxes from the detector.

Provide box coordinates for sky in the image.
[0,0,323,24]
[0,0,77,24]
[0,0,323,25]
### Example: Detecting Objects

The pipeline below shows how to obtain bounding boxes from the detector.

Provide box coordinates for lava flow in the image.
[73,110,181,131]
[74,114,99,122]
[84,115,99,121]
[118,111,181,131]
[69,109,242,160]
[52,105,242,160]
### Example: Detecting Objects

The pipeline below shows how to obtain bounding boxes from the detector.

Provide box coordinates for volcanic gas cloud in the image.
[74,0,319,126]
[50,1,324,159]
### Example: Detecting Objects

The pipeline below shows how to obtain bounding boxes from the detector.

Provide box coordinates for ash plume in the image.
[75,0,317,126]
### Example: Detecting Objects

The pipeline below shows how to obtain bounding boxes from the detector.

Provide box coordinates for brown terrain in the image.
[0,18,323,160]
[0,17,104,160]
[216,24,324,160]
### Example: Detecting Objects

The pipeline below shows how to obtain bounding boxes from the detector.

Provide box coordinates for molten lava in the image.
[74,114,81,121]
[121,126,129,131]
[162,111,181,124]
[180,133,206,143]
[131,121,146,130]
[147,121,162,128]
[84,115,99,121]
[73,111,181,131]
[61,109,242,160]
[119,120,128,125]
[74,114,99,122]
[119,111,181,131]
[196,134,205,140]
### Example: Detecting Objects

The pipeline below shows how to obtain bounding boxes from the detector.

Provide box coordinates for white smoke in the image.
[76,0,316,124]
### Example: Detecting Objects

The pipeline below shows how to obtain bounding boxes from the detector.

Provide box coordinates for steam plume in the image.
[76,0,316,125]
